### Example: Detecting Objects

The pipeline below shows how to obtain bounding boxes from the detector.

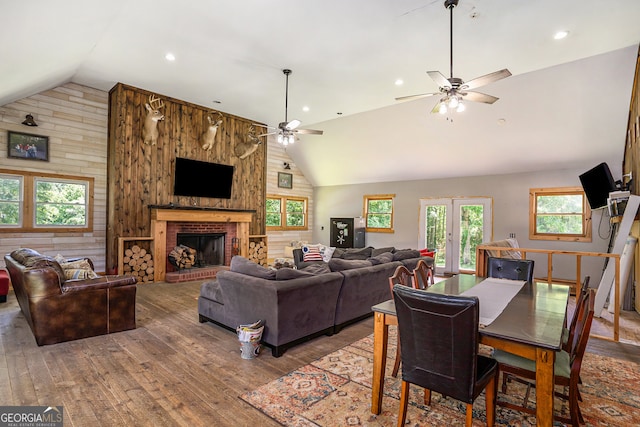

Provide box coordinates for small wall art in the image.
[278,172,292,189]
[8,131,49,161]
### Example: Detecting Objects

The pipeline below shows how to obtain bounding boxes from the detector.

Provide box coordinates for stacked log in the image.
[169,244,197,269]
[123,245,154,283]
[248,240,267,266]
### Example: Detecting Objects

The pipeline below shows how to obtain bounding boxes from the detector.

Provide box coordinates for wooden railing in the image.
[476,244,622,342]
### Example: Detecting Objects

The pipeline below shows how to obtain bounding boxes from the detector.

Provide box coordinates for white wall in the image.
[313,162,622,282]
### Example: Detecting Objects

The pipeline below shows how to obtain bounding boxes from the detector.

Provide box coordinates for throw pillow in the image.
[341,246,373,260]
[320,246,336,262]
[372,247,395,257]
[392,249,422,261]
[368,252,394,265]
[328,258,372,272]
[230,256,276,280]
[64,268,99,280]
[59,259,99,280]
[302,245,324,262]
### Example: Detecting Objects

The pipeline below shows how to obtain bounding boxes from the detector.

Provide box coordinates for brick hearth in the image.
[165,265,229,283]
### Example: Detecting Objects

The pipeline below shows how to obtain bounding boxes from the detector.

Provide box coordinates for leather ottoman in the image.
[0,270,9,303]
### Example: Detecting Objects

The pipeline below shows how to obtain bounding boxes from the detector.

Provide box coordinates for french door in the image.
[418,197,492,275]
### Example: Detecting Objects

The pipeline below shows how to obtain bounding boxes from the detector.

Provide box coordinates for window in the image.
[0,169,93,232]
[529,187,591,242]
[266,195,308,230]
[0,174,23,226]
[364,194,394,233]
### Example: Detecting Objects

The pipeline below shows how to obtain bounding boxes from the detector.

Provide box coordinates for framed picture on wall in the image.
[7,131,49,161]
[278,172,293,189]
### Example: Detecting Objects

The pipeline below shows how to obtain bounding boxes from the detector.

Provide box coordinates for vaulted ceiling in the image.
[2,1,639,186]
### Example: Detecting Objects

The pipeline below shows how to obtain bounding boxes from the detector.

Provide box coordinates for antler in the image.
[148,94,164,110]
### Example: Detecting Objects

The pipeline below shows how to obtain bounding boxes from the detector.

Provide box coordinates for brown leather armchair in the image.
[4,248,137,346]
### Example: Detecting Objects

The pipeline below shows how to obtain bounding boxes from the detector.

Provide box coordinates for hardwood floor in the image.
[0,280,638,426]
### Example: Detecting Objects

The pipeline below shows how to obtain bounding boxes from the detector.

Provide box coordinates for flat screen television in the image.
[173,157,234,199]
[579,162,617,210]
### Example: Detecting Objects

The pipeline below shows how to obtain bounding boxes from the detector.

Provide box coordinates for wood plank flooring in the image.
[0,280,638,426]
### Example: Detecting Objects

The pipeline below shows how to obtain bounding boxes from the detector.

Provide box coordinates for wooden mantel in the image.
[150,207,253,282]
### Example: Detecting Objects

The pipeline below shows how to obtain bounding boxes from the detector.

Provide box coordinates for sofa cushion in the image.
[276,263,331,280]
[328,258,372,272]
[341,247,373,260]
[230,256,276,280]
[372,247,395,257]
[392,249,422,261]
[368,252,394,265]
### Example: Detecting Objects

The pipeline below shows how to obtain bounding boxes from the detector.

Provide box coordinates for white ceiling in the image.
[1,0,639,186]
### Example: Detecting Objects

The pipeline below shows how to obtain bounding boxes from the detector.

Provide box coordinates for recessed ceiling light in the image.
[395,79,404,86]
[165,52,176,61]
[302,106,310,112]
[553,30,569,40]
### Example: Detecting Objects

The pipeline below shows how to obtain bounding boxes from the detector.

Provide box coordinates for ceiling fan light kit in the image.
[257,69,323,146]
[397,0,511,114]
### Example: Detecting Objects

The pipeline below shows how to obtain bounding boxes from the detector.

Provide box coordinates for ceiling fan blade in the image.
[430,100,443,114]
[256,132,276,137]
[462,69,511,91]
[295,128,323,135]
[252,123,273,129]
[285,119,301,130]
[427,71,451,89]
[395,92,440,102]
[462,91,499,104]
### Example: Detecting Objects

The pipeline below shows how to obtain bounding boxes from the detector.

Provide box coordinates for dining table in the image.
[371,274,570,427]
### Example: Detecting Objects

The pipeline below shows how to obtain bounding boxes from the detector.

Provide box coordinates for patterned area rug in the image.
[241,329,640,426]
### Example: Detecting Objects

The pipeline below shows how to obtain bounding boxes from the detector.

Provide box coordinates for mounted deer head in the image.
[201,112,223,151]
[235,125,262,159]
[142,94,164,145]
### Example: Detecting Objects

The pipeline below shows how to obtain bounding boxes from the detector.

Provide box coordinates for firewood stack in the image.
[123,245,154,283]
[168,244,197,269]
[248,240,267,266]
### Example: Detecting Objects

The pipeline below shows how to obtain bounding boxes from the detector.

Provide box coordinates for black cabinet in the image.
[330,217,366,248]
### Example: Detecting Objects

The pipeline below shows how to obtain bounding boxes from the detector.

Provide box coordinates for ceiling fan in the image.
[396,0,511,114]
[257,69,323,146]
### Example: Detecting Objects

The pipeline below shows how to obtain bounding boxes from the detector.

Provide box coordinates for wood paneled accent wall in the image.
[623,45,640,193]
[106,83,266,273]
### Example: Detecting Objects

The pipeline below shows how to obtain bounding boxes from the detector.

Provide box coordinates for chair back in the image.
[565,276,590,351]
[569,288,595,361]
[392,285,480,402]
[412,259,432,290]
[487,257,534,283]
[388,265,413,296]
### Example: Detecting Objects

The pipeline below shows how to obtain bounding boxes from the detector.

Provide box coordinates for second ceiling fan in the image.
[396,0,511,113]
[258,69,323,146]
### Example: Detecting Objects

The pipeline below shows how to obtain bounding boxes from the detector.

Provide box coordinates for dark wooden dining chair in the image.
[494,289,595,427]
[486,257,535,283]
[388,265,414,378]
[563,276,590,352]
[412,258,434,289]
[392,285,498,427]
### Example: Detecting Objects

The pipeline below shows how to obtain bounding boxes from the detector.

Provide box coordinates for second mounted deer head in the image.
[142,94,164,145]
[235,125,262,159]
[201,112,223,151]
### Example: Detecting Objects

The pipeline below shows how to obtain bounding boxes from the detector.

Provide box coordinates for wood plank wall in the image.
[623,45,640,194]
[106,83,266,273]
[0,83,109,270]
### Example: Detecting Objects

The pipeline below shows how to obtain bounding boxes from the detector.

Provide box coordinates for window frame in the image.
[0,173,23,228]
[265,194,308,231]
[529,186,591,242]
[363,194,395,233]
[0,168,94,233]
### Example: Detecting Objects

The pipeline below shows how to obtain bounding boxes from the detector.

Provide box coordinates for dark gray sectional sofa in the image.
[198,246,433,357]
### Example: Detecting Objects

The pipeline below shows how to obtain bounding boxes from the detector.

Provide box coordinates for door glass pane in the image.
[424,205,447,268]
[458,204,484,271]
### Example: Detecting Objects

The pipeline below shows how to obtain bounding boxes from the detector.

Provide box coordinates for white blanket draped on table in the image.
[460,277,526,326]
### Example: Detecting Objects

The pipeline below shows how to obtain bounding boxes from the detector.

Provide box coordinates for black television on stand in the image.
[173,157,234,199]
[579,162,617,210]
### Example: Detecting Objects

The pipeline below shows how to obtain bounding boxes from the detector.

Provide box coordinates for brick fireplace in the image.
[150,206,253,282]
